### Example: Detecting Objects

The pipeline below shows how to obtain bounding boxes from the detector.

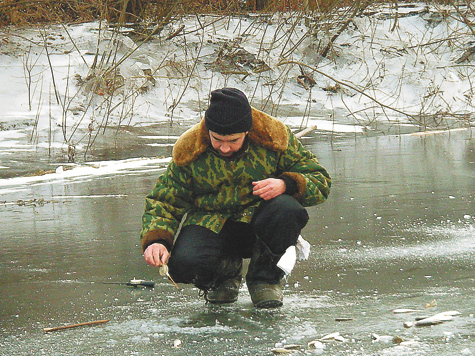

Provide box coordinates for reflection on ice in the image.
[318,220,475,265]
[0,156,170,195]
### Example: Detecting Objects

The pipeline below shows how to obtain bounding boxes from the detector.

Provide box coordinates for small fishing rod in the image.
[102,278,155,287]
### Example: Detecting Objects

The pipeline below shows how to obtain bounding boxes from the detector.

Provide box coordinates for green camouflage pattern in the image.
[141,127,331,241]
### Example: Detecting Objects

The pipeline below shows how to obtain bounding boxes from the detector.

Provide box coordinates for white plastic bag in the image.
[276,245,296,275]
[276,235,311,275]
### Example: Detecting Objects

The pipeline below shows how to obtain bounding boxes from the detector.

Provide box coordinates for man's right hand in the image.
[143,243,170,267]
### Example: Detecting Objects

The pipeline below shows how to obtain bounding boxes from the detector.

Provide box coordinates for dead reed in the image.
[7,0,475,163]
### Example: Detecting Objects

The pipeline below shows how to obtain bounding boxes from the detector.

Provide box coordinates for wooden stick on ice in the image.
[44,319,109,332]
[159,264,180,290]
[295,125,317,139]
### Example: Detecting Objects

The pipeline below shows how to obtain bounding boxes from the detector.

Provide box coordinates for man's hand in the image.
[143,243,170,267]
[252,178,286,200]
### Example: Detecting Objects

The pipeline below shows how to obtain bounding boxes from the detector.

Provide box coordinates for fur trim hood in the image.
[172,108,289,166]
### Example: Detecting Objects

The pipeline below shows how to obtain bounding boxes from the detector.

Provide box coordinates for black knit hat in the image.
[205,88,252,135]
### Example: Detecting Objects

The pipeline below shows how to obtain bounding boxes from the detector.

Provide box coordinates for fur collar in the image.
[173,108,289,166]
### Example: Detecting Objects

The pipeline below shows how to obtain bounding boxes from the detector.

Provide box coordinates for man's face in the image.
[209,131,248,157]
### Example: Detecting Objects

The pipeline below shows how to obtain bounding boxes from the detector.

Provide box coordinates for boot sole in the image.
[254,299,283,309]
[207,297,238,304]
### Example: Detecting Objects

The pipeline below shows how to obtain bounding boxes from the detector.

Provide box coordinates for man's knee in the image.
[167,225,222,284]
[255,195,309,227]
[169,247,221,283]
[277,195,308,223]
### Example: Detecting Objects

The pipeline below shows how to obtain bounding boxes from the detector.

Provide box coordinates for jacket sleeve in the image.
[140,161,194,252]
[277,128,331,206]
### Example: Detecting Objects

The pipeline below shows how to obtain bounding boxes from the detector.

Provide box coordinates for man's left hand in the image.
[252,178,286,200]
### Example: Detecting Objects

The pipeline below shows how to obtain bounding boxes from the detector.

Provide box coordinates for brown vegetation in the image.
[2,0,472,160]
[0,0,449,27]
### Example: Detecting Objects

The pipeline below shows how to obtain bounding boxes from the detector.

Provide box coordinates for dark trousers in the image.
[168,195,309,289]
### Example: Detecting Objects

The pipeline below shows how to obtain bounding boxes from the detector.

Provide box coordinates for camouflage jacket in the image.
[141,108,331,252]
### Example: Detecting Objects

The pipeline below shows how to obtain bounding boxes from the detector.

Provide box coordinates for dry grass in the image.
[3,0,473,163]
[0,0,452,27]
[0,0,144,26]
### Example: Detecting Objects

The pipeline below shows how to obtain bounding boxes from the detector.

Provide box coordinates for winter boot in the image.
[246,238,285,308]
[207,275,242,304]
[247,282,283,308]
[205,255,243,304]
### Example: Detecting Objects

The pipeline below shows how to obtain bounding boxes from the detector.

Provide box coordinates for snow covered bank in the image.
[0,2,474,176]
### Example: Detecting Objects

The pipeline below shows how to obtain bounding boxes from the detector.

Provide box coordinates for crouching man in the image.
[141,88,331,308]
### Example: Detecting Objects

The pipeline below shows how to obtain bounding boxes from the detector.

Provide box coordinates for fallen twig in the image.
[44,319,109,332]
[295,125,317,139]
[166,25,185,40]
